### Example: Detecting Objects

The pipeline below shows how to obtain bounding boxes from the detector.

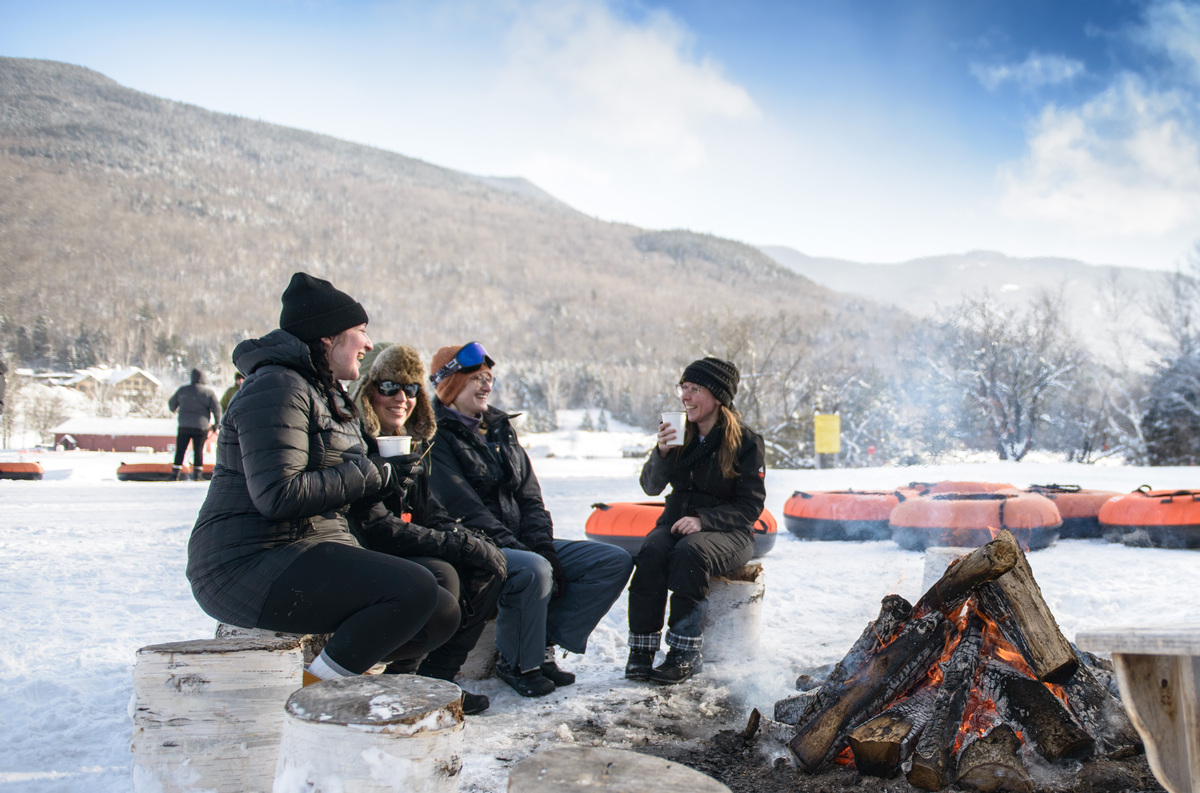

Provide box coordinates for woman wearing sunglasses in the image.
[351,343,506,714]
[625,357,765,684]
[187,273,459,685]
[427,342,635,698]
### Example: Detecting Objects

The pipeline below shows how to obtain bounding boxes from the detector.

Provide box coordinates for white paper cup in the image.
[377,435,412,456]
[661,412,687,446]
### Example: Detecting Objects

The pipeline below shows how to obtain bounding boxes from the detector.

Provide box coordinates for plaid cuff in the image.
[628,633,661,653]
[665,630,703,652]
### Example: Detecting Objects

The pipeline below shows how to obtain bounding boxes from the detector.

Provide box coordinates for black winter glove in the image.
[384,452,423,492]
[536,546,568,599]
[459,531,508,580]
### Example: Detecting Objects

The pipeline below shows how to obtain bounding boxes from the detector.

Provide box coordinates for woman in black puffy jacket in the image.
[186,272,459,682]
[625,357,766,685]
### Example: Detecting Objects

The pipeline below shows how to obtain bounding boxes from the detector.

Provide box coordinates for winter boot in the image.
[416,660,490,715]
[540,645,575,687]
[624,649,655,681]
[172,465,184,481]
[495,655,555,697]
[459,690,490,715]
[650,649,703,685]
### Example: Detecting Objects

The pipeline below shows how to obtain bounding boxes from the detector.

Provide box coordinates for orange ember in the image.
[834,746,855,766]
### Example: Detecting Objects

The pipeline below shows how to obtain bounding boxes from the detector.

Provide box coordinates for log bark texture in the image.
[789,612,949,772]
[908,615,986,791]
[974,541,1078,684]
[1060,663,1141,755]
[848,686,937,778]
[913,531,1020,617]
[978,660,1094,762]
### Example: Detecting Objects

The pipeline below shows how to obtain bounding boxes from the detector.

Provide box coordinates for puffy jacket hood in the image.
[233,330,316,380]
[190,368,205,385]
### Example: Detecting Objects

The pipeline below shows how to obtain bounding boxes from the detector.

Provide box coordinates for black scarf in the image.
[674,422,725,472]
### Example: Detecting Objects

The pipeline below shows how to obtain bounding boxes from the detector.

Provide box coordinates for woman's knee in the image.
[502,549,553,600]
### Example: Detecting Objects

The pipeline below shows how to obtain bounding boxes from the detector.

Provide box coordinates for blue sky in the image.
[3,0,1200,270]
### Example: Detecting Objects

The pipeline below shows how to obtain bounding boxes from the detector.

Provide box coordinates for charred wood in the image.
[788,611,949,773]
[978,659,1094,762]
[848,685,937,778]
[974,543,1077,684]
[908,615,987,791]
[913,531,1020,617]
[1060,663,1141,756]
[775,691,820,725]
[954,724,1032,793]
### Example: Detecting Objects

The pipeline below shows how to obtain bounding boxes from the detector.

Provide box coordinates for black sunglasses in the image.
[376,381,421,398]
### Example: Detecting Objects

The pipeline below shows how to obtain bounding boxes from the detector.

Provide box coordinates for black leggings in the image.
[258,542,459,674]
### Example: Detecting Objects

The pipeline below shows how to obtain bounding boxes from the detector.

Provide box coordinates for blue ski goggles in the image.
[431,342,494,386]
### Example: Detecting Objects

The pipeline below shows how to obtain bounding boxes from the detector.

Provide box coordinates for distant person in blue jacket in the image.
[168,368,221,480]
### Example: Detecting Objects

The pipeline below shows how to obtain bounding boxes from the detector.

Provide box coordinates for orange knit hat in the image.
[430,343,494,406]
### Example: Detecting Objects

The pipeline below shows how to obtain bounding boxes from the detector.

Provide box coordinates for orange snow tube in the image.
[0,461,44,480]
[116,462,214,481]
[1098,486,1200,549]
[782,490,900,541]
[1025,484,1121,539]
[584,501,777,558]
[898,481,1015,498]
[889,491,1062,551]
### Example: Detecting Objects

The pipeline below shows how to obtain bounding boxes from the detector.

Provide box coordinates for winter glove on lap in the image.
[459,531,508,580]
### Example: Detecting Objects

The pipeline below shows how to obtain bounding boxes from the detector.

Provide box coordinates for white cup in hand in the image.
[661,412,687,447]
[377,435,412,456]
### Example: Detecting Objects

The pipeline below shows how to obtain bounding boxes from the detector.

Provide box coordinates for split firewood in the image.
[974,541,1078,684]
[847,685,937,778]
[1059,663,1141,755]
[913,531,1020,617]
[978,659,1094,762]
[795,594,913,724]
[954,724,1032,793]
[789,611,950,773]
[908,614,987,791]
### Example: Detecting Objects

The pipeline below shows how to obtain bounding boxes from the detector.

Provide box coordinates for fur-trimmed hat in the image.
[279,272,368,342]
[429,343,493,407]
[680,357,739,408]
[353,343,436,442]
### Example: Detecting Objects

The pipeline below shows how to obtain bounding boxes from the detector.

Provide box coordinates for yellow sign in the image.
[814,414,841,454]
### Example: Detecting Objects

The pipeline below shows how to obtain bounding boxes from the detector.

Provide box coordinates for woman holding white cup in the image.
[625,357,766,684]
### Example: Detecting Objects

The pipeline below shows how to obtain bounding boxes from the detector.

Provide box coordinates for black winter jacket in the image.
[640,422,766,535]
[186,330,388,627]
[169,369,221,432]
[428,402,555,552]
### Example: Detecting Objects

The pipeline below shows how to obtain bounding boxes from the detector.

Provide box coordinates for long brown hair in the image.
[679,405,744,478]
[305,338,357,422]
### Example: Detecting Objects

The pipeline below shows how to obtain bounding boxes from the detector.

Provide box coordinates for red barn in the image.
[52,418,215,454]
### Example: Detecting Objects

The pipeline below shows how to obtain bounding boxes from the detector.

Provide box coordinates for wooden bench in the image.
[1076,623,1200,793]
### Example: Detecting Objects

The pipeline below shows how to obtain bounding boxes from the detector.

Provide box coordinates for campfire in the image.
[778,530,1140,791]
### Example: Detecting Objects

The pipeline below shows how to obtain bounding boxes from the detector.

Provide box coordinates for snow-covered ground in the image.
[2,414,1199,792]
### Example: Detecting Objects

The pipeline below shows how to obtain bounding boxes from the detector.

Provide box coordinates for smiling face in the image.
[451,368,494,417]
[679,381,720,433]
[369,384,416,436]
[323,324,372,382]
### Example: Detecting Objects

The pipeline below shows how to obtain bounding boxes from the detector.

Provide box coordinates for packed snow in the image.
[2,411,1198,792]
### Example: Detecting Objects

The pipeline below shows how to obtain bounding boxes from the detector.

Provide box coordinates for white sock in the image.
[307,649,354,680]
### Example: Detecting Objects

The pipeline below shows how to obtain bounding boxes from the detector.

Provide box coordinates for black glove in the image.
[385,452,423,491]
[459,531,507,580]
[367,455,400,496]
[536,546,568,599]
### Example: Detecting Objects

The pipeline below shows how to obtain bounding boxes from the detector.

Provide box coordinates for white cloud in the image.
[496,0,760,170]
[997,76,1200,235]
[970,52,1086,91]
[1138,0,1200,84]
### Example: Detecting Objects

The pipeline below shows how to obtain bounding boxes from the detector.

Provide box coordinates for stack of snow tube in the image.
[781,490,900,541]
[0,461,44,480]
[1025,484,1121,539]
[1098,486,1200,549]
[584,501,777,557]
[889,490,1062,552]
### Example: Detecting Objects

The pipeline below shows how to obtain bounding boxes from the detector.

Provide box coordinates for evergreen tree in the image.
[1142,352,1200,466]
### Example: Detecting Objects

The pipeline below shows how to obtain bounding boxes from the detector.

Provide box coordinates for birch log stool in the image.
[1077,623,1200,793]
[508,746,731,792]
[273,675,465,793]
[215,622,328,665]
[702,561,765,664]
[131,636,305,793]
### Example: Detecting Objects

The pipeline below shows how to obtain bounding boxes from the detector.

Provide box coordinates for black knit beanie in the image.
[680,357,739,408]
[279,272,369,342]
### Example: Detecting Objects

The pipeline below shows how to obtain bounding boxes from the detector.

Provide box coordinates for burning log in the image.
[1059,663,1141,755]
[974,542,1078,684]
[978,659,1094,762]
[908,615,987,791]
[788,612,950,772]
[954,725,1032,793]
[847,686,937,778]
[913,531,1020,617]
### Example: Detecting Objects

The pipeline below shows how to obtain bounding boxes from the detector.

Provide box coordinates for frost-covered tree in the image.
[1142,352,1200,465]
[933,291,1082,461]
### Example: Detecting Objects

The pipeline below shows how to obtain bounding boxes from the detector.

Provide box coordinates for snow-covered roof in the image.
[51,417,178,435]
[78,367,162,387]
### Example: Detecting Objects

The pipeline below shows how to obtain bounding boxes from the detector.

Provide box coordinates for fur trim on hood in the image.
[353,343,436,442]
